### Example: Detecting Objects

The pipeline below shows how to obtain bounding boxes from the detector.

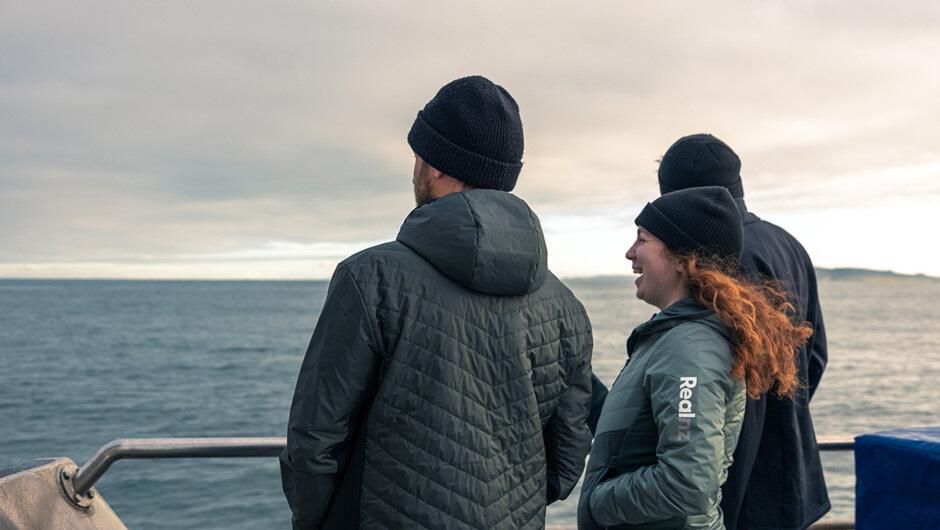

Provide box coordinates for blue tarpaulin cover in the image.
[855,426,940,530]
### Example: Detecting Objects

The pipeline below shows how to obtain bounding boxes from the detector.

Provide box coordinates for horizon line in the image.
[0,267,936,282]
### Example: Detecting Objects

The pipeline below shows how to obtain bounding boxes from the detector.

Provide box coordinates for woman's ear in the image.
[674,255,690,275]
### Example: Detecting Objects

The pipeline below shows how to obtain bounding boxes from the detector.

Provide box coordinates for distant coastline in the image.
[813,267,938,282]
[566,268,938,283]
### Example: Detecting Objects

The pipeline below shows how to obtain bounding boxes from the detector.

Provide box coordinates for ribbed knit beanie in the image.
[658,134,744,198]
[407,76,524,191]
[635,186,743,260]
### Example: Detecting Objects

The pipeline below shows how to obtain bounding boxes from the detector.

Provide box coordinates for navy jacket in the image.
[720,199,830,530]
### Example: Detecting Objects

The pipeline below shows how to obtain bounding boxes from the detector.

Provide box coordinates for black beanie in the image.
[407,76,524,192]
[635,186,743,260]
[658,134,744,198]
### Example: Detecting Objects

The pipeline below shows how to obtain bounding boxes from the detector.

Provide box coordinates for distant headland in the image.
[814,267,938,282]
[567,268,938,282]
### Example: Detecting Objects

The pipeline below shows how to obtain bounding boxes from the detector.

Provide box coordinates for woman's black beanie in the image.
[407,76,524,192]
[658,133,744,198]
[636,186,744,260]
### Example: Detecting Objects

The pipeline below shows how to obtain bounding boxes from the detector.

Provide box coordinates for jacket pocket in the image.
[616,429,658,474]
[578,463,613,530]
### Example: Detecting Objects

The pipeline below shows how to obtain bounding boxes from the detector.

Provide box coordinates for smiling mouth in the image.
[633,268,643,275]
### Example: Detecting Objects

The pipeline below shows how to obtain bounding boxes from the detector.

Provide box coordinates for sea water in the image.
[1,278,938,529]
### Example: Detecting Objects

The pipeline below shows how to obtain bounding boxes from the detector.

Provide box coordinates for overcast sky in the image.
[2,1,939,279]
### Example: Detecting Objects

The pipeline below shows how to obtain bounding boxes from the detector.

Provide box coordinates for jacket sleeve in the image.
[280,264,382,529]
[588,326,739,525]
[543,332,594,503]
[587,371,609,436]
[804,278,827,399]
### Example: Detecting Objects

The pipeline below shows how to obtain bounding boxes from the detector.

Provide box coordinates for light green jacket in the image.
[578,299,746,530]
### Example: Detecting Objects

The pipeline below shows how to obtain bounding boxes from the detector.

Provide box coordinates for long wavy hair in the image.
[676,253,812,400]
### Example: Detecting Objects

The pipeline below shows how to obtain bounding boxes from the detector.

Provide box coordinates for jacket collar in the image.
[735,197,761,225]
[627,298,730,354]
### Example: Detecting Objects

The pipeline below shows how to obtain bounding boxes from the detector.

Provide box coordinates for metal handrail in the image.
[62,436,858,527]
[70,437,285,495]
[68,436,856,497]
[817,437,855,451]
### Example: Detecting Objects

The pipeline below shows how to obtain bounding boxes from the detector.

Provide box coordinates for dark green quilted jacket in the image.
[281,189,594,529]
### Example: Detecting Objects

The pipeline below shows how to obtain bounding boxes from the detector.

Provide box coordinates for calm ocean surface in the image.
[1,278,938,528]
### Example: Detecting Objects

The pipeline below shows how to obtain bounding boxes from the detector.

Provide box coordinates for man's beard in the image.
[413,167,434,206]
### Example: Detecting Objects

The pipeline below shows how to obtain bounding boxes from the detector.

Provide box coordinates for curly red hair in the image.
[682,255,812,400]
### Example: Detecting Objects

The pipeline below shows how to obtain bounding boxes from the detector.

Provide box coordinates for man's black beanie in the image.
[658,133,744,199]
[407,76,524,192]
[636,186,743,260]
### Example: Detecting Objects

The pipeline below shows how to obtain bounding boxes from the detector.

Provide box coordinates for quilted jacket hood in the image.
[396,189,548,296]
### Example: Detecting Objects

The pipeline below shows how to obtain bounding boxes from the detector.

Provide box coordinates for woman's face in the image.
[625,227,690,310]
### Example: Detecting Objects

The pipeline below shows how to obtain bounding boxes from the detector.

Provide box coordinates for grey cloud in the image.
[2,1,940,273]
